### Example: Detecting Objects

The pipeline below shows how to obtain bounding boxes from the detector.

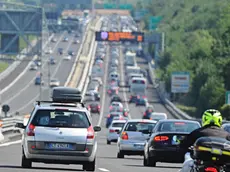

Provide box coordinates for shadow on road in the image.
[0,165,83,171]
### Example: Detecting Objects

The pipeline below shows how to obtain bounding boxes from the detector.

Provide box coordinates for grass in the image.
[0,62,9,73]
[19,35,37,51]
[176,104,197,117]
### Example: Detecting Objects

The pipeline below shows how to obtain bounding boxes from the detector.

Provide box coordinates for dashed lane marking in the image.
[98,168,110,172]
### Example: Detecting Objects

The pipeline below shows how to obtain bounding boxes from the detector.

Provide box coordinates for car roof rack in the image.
[35,101,85,108]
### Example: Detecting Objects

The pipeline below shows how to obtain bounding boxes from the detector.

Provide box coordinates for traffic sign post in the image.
[171,72,190,93]
[149,16,163,31]
[2,104,10,118]
[225,91,230,104]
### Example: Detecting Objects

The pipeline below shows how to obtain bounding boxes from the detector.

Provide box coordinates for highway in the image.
[1,32,83,116]
[0,40,182,172]
[0,18,183,172]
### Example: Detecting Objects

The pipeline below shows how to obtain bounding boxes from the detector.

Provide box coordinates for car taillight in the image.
[137,95,140,99]
[120,108,123,112]
[130,96,132,99]
[108,90,111,94]
[27,124,35,136]
[204,167,218,172]
[98,105,100,109]
[154,136,169,141]
[121,132,128,140]
[107,114,111,118]
[142,96,147,98]
[87,126,95,139]
[109,129,115,133]
[124,112,128,116]
[109,106,113,110]
[144,112,146,116]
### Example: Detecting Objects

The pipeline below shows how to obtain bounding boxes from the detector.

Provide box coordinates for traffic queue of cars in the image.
[30,31,81,87]
[102,15,203,168]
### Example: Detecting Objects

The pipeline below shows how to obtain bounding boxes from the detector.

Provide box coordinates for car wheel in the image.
[147,156,156,167]
[107,140,111,145]
[83,158,95,171]
[117,151,124,158]
[21,149,32,168]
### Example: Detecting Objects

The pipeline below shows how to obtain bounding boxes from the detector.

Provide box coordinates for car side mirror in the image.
[93,126,101,132]
[15,123,26,129]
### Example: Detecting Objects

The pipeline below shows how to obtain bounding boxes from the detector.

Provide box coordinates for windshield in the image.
[158,122,200,133]
[31,110,90,128]
[151,115,166,120]
[124,122,156,132]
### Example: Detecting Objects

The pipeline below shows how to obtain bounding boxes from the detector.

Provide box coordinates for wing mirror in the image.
[93,126,101,132]
[15,123,26,129]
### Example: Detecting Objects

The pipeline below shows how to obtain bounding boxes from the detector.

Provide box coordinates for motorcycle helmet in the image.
[202,109,222,127]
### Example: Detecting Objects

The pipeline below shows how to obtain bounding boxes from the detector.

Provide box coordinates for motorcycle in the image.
[180,137,230,172]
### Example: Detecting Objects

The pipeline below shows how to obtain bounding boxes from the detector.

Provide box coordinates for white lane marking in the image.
[98,168,110,172]
[2,33,65,105]
[119,45,130,119]
[9,35,77,114]
[0,140,21,147]
[97,46,109,126]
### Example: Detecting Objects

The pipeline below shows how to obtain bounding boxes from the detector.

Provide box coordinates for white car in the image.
[109,102,123,112]
[64,55,72,60]
[45,49,53,54]
[29,63,38,70]
[91,77,103,86]
[150,112,167,121]
[107,120,127,144]
[49,79,60,87]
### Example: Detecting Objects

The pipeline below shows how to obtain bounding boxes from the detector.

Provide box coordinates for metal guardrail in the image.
[1,116,23,133]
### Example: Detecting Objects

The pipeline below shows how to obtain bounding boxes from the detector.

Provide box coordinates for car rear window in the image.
[158,122,200,132]
[112,122,125,128]
[124,122,156,132]
[31,109,90,128]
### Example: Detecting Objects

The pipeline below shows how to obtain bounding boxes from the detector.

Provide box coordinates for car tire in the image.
[147,156,156,167]
[21,149,32,168]
[83,158,95,171]
[107,140,111,145]
[117,151,124,158]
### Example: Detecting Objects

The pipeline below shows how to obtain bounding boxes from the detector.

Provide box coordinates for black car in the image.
[58,48,63,55]
[129,95,138,103]
[110,95,122,103]
[68,50,75,56]
[143,119,201,167]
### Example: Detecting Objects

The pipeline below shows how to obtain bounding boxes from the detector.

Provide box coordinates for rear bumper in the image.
[24,142,97,163]
[119,141,145,154]
[149,148,184,163]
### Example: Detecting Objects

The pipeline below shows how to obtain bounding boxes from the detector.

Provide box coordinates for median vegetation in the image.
[133,0,230,119]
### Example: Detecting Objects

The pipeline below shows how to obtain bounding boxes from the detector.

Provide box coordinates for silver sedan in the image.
[117,119,157,158]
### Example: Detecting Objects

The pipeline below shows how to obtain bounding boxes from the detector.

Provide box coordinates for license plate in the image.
[134,144,144,149]
[211,148,222,155]
[48,143,72,150]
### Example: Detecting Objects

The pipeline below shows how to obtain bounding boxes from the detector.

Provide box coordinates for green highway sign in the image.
[149,16,163,30]
[226,91,230,104]
[119,4,133,10]
[134,9,149,20]
[103,3,116,9]
[103,3,132,9]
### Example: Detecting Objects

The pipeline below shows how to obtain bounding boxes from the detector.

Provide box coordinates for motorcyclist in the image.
[180,109,230,172]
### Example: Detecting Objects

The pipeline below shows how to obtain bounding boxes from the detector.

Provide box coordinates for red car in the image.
[88,103,100,113]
